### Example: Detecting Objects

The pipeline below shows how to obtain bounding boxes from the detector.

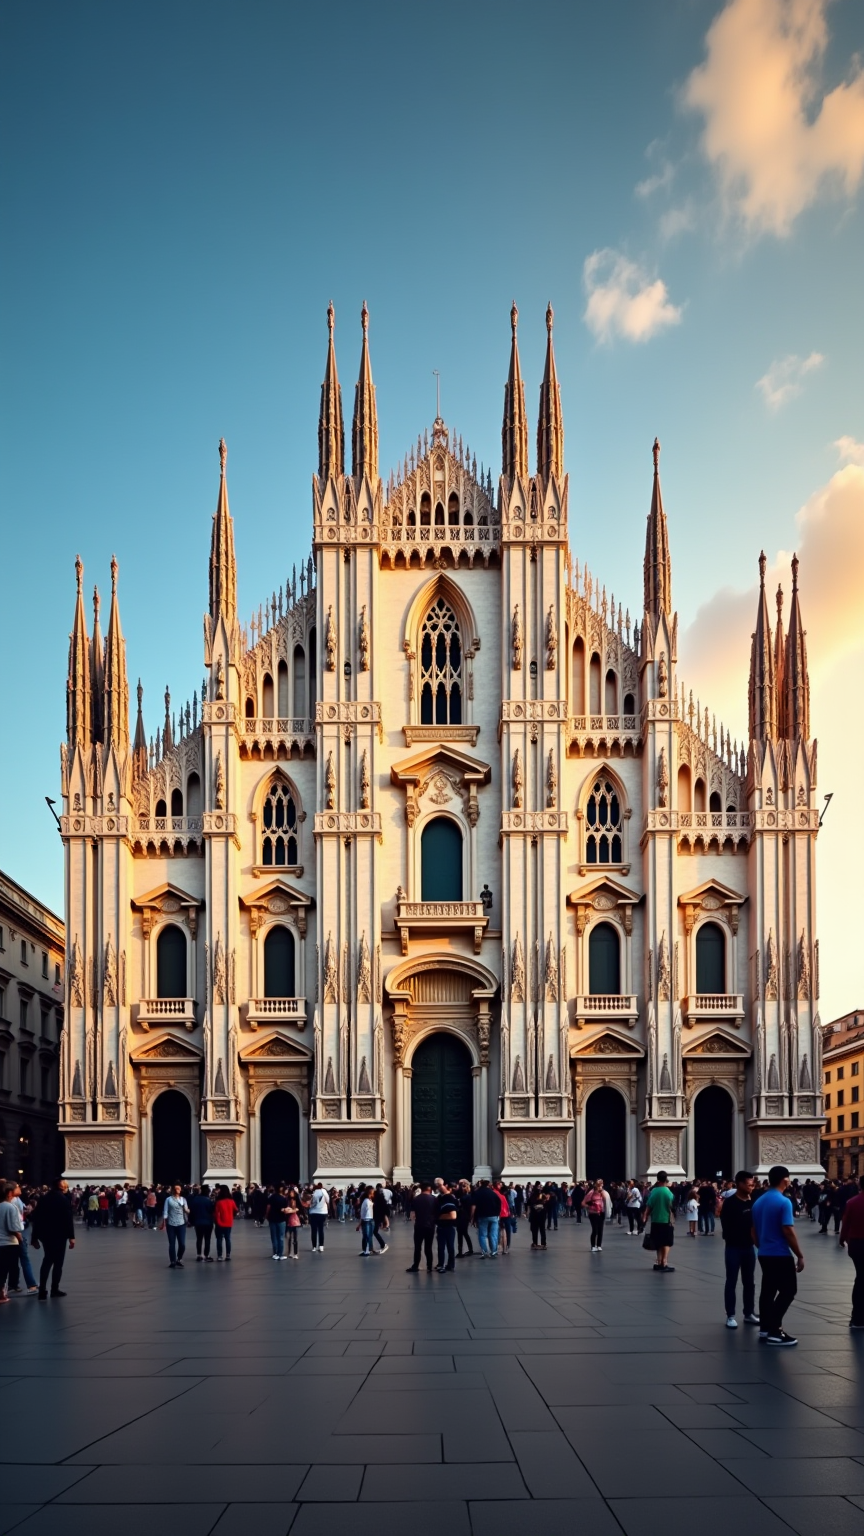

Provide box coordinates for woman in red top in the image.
[213,1185,235,1262]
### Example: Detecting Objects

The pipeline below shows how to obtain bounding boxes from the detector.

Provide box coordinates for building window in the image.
[853,1113,860,1130]
[40,1008,50,1038]
[20,1057,30,1096]
[420,817,463,901]
[825,1118,831,1134]
[585,778,623,864]
[826,1094,831,1110]
[54,962,61,986]
[853,1087,859,1104]
[826,1070,832,1083]
[41,952,48,979]
[20,940,27,966]
[695,923,726,993]
[838,1115,846,1132]
[19,998,28,1032]
[40,1064,50,1101]
[156,924,186,999]
[838,1066,845,1080]
[838,1089,845,1107]
[263,926,296,998]
[261,779,299,867]
[0,925,4,950]
[588,923,621,994]
[853,1062,860,1076]
[419,598,463,726]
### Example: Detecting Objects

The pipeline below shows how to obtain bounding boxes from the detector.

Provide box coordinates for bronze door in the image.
[411,1032,473,1184]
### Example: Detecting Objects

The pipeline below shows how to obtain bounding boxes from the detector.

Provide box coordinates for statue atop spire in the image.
[103,555,129,758]
[502,301,528,483]
[784,552,810,740]
[66,555,91,751]
[209,436,237,627]
[748,550,776,742]
[132,679,148,782]
[643,437,671,620]
[318,301,344,481]
[351,301,378,482]
[536,301,563,484]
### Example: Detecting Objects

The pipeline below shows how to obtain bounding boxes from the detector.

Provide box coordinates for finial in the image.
[758,550,766,585]
[510,300,518,334]
[361,300,369,335]
[75,554,83,593]
[776,583,783,619]
[791,551,799,588]
[93,585,100,620]
[110,553,118,592]
[137,679,143,709]
[327,300,334,335]
[652,437,660,472]
[218,437,227,477]
[546,301,553,333]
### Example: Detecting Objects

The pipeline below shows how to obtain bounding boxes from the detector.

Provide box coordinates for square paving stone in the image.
[291,1502,470,1536]
[608,1495,795,1535]
[507,1431,600,1496]
[469,1499,620,1535]
[360,1464,529,1501]
[574,1430,746,1497]
[736,1427,864,1457]
[720,1457,864,1495]
[763,1497,864,1535]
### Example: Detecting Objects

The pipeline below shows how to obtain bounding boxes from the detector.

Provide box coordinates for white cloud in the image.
[756,351,824,411]
[635,162,675,199]
[684,0,864,236]
[582,249,683,344]
[658,203,697,242]
[835,435,864,466]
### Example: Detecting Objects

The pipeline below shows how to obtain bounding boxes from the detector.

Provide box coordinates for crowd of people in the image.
[4,1167,864,1345]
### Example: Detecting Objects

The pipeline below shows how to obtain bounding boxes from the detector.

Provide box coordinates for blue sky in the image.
[2,0,863,1017]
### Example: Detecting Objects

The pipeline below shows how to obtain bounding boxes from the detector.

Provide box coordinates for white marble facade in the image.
[57,302,825,1186]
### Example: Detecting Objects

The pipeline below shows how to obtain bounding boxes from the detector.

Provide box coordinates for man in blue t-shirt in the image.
[751,1164,805,1346]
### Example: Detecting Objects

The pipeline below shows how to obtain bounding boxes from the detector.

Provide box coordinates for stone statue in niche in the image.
[512,748,523,809]
[658,650,668,698]
[358,605,370,671]
[325,606,337,670]
[214,750,225,811]
[215,656,225,700]
[512,605,524,670]
[656,746,669,808]
[545,605,557,670]
[325,752,336,810]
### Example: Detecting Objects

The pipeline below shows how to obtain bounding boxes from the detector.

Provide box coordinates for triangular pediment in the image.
[567,875,641,910]
[239,878,313,915]
[678,879,746,912]
[391,743,491,787]
[131,1034,203,1062]
[131,880,203,914]
[572,1030,644,1057]
[683,1029,750,1057]
[239,1032,312,1062]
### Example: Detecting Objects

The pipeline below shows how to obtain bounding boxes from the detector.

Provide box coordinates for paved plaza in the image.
[2,1215,864,1536]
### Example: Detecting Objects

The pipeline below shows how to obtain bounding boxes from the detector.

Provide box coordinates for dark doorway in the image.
[152,1090,192,1184]
[260,1090,300,1186]
[585,1085,626,1181]
[411,1033,473,1184]
[693,1085,734,1178]
[696,923,725,993]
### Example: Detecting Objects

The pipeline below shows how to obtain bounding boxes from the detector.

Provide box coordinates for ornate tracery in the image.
[419,598,463,726]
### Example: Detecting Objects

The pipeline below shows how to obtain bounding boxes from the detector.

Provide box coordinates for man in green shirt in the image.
[645,1171,675,1272]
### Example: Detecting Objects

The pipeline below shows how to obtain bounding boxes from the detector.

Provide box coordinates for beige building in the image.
[58,302,825,1187]
[0,871,64,1183]
[821,1011,864,1180]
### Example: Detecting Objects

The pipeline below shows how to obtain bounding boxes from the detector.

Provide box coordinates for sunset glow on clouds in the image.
[582,249,683,343]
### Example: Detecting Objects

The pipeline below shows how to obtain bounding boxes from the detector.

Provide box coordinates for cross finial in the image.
[218,437,227,476]
[652,436,660,472]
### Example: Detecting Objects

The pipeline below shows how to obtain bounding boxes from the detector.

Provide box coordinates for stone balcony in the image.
[682,993,745,1024]
[246,996,307,1030]
[238,717,316,759]
[381,523,502,568]
[137,997,196,1031]
[394,899,488,955]
[574,994,639,1025]
[568,714,641,755]
[132,817,204,853]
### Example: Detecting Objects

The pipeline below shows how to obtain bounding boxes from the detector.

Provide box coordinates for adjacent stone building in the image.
[58,302,825,1186]
[0,871,64,1183]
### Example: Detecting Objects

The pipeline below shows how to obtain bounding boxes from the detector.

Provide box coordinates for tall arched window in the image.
[308,629,317,714]
[420,492,431,526]
[171,787,183,817]
[156,924,186,999]
[585,777,623,864]
[186,773,201,818]
[293,646,306,716]
[696,923,726,993]
[434,501,445,526]
[678,765,692,812]
[420,598,463,725]
[262,673,275,719]
[448,493,460,526]
[277,659,289,718]
[589,653,602,713]
[262,779,299,866]
[264,926,296,997]
[589,923,620,994]
[604,670,618,714]
[420,817,463,900]
[572,638,585,713]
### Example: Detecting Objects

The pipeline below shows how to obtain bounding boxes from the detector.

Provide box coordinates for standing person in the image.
[285,1195,301,1259]
[434,1181,458,1272]
[371,1184,390,1254]
[190,1184,215,1262]
[0,1182,24,1302]
[582,1179,610,1252]
[145,1187,158,1229]
[213,1185,235,1261]
[308,1182,329,1253]
[494,1180,513,1255]
[698,1180,717,1235]
[406,1182,437,1273]
[685,1190,698,1237]
[644,1171,675,1272]
[839,1175,864,1329]
[358,1187,375,1256]
[527,1182,548,1251]
[471,1178,501,1259]
[455,1179,474,1258]
[752,1164,805,1345]
[718,1171,759,1329]
[266,1186,288,1260]
[625,1180,643,1234]
[30,1178,75,1299]
[11,1188,38,1294]
[160,1184,190,1268]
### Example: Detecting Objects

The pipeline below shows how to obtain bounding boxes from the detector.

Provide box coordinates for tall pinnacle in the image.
[774,583,786,737]
[66,554,91,751]
[132,679,148,781]
[103,555,129,757]
[502,302,528,483]
[536,302,564,483]
[90,583,105,746]
[318,301,345,481]
[643,437,672,620]
[748,551,776,742]
[209,437,237,626]
[351,301,378,481]
[784,553,810,740]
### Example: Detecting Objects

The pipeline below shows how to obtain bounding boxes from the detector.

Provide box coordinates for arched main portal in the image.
[694,1085,734,1178]
[259,1090,300,1186]
[152,1090,192,1185]
[584,1086,626,1182]
[410,1033,473,1185]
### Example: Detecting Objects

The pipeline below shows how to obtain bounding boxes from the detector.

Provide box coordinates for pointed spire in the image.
[90,583,105,745]
[318,301,345,481]
[162,685,173,753]
[643,437,672,620]
[132,680,147,781]
[66,555,91,751]
[209,437,237,626]
[103,555,129,757]
[351,301,379,481]
[536,302,564,483]
[784,553,810,740]
[748,551,776,742]
[774,583,786,737]
[502,302,528,483]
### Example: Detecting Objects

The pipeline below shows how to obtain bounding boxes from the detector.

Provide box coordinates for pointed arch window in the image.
[585,777,623,864]
[420,598,463,726]
[262,779,299,867]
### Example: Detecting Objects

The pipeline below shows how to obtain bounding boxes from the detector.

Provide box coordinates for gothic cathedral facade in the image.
[58,303,825,1186]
